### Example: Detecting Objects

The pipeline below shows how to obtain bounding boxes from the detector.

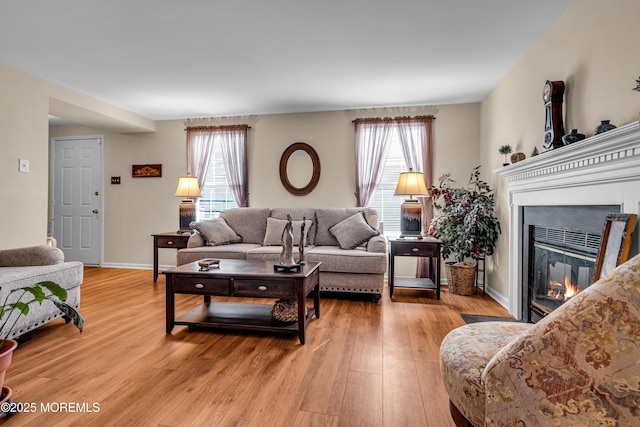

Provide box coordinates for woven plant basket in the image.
[449,261,477,296]
[444,262,455,286]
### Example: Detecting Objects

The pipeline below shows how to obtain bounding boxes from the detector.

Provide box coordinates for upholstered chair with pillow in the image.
[440,253,640,426]
[0,245,83,339]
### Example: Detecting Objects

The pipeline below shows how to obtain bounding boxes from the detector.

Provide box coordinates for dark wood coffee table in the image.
[163,259,321,344]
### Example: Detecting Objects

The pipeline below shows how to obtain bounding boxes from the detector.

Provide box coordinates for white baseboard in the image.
[99,262,155,270]
[442,278,511,314]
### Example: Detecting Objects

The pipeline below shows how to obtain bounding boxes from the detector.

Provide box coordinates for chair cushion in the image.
[439,321,534,427]
[0,245,65,267]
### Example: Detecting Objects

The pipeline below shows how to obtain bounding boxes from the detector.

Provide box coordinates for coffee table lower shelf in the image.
[174,302,315,335]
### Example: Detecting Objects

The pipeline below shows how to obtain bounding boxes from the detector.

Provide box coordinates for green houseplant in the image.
[0,281,84,400]
[498,144,513,166]
[428,166,501,294]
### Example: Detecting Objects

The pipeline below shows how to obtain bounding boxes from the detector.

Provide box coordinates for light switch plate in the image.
[19,159,29,173]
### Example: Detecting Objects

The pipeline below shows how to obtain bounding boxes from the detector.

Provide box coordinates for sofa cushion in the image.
[187,232,205,248]
[190,218,242,246]
[306,246,387,274]
[263,217,313,246]
[315,208,361,246]
[221,208,271,244]
[246,245,310,262]
[329,212,379,250]
[439,321,534,427]
[176,244,261,265]
[270,208,318,245]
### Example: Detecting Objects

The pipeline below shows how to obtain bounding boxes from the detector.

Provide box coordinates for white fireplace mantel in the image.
[496,120,640,319]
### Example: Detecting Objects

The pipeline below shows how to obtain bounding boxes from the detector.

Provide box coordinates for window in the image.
[366,124,422,235]
[196,136,238,220]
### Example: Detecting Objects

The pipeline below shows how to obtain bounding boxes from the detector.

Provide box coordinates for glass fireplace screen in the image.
[530,242,596,315]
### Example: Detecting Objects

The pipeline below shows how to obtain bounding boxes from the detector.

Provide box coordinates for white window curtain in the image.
[218,125,249,207]
[186,127,216,189]
[354,118,394,207]
[396,116,435,278]
[185,124,249,208]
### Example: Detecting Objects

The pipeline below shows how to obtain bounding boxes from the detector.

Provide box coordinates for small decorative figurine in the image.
[279,214,296,267]
[297,216,306,264]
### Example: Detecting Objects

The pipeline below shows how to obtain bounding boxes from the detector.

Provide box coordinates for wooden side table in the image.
[389,237,442,299]
[152,232,190,282]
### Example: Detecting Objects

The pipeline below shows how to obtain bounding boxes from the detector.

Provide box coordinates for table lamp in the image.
[175,172,201,233]
[394,168,428,239]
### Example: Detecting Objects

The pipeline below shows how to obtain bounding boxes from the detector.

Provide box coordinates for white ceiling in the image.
[1,0,573,122]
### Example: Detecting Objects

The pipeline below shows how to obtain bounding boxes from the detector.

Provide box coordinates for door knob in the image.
[92,209,99,214]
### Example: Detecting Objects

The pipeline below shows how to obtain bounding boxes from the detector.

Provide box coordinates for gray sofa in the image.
[0,245,83,340]
[177,207,388,301]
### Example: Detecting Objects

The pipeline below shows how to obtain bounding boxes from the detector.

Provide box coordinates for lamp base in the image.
[399,199,423,239]
[178,199,196,233]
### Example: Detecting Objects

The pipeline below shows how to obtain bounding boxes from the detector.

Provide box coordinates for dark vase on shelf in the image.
[562,129,586,145]
[594,120,616,135]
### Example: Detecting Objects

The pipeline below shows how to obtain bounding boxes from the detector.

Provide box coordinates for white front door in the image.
[51,136,103,265]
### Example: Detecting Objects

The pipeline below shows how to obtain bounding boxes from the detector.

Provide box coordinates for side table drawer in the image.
[157,236,188,249]
[393,243,439,257]
[233,279,294,298]
[171,276,229,295]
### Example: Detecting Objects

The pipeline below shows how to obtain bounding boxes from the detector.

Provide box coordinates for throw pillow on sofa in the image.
[329,212,380,250]
[189,218,242,246]
[263,217,313,246]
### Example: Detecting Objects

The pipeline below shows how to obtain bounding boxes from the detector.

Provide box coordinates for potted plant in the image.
[0,281,83,405]
[428,166,501,295]
[498,144,513,166]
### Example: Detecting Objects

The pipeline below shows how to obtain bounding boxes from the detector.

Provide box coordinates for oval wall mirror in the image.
[279,142,321,196]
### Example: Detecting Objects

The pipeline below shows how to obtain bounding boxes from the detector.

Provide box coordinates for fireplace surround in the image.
[497,120,640,320]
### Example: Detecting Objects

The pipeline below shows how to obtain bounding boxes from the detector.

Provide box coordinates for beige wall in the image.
[480,0,640,303]
[50,104,480,269]
[0,65,154,249]
[0,66,50,248]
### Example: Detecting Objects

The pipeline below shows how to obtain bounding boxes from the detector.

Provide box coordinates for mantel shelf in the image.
[495,120,640,191]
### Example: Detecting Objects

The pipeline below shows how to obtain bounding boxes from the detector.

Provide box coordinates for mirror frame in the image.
[279,142,321,196]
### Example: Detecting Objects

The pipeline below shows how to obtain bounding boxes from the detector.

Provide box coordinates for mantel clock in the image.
[543,80,565,151]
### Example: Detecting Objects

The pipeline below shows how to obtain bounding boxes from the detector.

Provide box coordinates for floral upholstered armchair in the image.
[440,253,640,427]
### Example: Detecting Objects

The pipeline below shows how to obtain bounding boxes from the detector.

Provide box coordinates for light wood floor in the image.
[4,267,509,426]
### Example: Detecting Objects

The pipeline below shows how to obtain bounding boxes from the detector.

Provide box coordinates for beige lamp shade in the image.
[393,168,428,198]
[175,173,201,199]
[175,172,201,233]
